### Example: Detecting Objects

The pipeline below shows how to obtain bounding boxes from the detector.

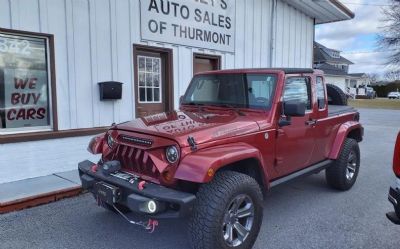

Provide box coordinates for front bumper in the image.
[386,178,400,225]
[78,160,196,218]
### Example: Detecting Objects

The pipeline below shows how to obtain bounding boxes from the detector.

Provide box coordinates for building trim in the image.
[0,127,108,144]
[329,0,355,19]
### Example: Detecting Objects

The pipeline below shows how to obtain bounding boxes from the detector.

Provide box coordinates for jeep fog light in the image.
[166,146,179,164]
[147,200,157,213]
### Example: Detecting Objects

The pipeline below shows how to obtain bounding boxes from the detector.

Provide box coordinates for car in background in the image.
[388,92,400,99]
[387,132,400,225]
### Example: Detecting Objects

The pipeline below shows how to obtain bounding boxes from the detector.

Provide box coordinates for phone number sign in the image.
[140,0,236,53]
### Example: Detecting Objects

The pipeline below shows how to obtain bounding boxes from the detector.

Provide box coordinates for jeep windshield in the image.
[182,74,277,110]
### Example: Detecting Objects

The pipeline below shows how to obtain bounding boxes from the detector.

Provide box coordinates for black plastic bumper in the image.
[78,160,195,219]
[387,183,400,225]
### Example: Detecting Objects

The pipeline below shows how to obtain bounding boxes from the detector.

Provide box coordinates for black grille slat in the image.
[114,144,159,178]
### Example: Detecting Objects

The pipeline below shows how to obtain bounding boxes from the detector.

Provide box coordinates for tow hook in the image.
[113,204,159,233]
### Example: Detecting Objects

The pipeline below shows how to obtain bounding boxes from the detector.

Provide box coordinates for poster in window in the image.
[0,33,51,130]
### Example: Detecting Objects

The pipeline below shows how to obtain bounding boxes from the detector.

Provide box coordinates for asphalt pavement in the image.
[0,108,399,249]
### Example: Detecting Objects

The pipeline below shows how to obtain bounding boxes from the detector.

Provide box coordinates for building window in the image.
[137,55,162,103]
[0,31,54,134]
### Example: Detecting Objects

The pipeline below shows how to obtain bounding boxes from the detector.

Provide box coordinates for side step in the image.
[270,160,333,188]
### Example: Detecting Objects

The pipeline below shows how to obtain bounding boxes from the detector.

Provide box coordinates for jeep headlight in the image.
[107,134,115,149]
[166,146,179,164]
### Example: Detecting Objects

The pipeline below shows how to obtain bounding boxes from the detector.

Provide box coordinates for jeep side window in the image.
[283,77,312,110]
[316,76,326,109]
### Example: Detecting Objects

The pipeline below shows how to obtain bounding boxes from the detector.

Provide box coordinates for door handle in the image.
[305,119,317,126]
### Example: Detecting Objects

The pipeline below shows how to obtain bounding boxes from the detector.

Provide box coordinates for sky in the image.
[315,0,394,77]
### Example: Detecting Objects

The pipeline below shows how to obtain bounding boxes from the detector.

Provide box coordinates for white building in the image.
[313,42,371,97]
[0,0,353,183]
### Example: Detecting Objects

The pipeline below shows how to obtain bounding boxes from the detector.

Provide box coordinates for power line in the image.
[341,49,400,54]
[340,2,395,7]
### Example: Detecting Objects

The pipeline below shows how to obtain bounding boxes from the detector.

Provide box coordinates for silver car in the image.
[388,92,400,99]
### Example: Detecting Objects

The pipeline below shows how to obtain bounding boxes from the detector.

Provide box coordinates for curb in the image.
[0,186,82,214]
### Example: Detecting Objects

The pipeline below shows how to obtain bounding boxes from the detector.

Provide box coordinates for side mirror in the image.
[283,101,306,117]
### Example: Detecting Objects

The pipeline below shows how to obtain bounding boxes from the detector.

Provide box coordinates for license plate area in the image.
[94,182,120,205]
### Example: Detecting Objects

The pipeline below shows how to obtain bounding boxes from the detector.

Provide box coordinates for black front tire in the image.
[326,138,360,191]
[189,171,263,249]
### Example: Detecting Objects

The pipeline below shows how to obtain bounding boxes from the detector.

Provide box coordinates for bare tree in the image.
[380,0,400,68]
[367,73,378,84]
[384,71,400,82]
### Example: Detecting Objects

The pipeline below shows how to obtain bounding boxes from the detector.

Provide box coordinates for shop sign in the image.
[140,0,235,52]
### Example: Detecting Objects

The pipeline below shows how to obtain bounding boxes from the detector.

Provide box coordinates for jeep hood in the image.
[114,110,263,147]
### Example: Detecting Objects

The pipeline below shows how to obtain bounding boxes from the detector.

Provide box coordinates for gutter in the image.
[329,0,355,19]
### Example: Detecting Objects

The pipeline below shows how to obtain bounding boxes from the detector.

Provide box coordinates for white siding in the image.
[0,0,314,130]
[0,136,100,184]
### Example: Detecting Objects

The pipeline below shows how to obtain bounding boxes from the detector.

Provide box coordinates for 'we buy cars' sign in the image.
[140,0,235,53]
[4,69,49,128]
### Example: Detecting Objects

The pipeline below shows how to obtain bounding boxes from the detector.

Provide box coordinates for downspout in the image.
[312,18,316,68]
[269,0,277,67]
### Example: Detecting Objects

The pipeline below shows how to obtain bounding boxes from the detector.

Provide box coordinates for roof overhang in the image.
[282,0,355,24]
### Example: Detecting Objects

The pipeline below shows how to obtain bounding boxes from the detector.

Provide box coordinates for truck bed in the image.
[328,105,356,117]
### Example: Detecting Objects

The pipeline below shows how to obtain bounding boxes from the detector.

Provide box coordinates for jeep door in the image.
[275,76,318,176]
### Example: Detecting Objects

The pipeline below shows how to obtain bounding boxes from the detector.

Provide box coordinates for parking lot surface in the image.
[0,108,399,249]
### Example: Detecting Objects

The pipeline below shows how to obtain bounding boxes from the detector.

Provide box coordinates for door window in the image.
[138,56,161,103]
[283,77,312,110]
[316,76,326,109]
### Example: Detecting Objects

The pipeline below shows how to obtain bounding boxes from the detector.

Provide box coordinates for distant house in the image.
[313,42,371,97]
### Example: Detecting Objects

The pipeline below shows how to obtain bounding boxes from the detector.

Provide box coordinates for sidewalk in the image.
[0,170,82,214]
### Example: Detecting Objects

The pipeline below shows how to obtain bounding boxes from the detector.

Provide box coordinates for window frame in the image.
[316,76,327,110]
[137,55,162,104]
[0,28,58,136]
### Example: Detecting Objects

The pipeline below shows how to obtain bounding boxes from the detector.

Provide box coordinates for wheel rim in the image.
[346,151,357,180]
[222,194,254,247]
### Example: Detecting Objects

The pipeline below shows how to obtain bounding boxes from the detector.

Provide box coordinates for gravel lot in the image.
[1,108,399,249]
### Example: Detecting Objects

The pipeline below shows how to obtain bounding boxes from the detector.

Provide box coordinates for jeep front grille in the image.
[114,144,160,178]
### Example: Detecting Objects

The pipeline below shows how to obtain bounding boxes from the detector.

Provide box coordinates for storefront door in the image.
[193,54,221,75]
[134,45,173,118]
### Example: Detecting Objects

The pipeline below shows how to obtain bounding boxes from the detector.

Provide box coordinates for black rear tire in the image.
[189,171,263,249]
[327,84,348,106]
[326,138,360,191]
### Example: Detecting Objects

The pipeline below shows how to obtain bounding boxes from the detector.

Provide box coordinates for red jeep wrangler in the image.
[79,68,363,249]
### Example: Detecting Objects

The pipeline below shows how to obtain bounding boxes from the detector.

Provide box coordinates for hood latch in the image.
[187,136,197,151]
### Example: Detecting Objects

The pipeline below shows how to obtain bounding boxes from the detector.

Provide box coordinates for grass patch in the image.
[348,98,400,110]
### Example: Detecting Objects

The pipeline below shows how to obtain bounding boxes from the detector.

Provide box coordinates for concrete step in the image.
[0,170,82,214]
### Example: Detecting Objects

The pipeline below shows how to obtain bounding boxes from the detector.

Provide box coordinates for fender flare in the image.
[174,143,268,184]
[328,121,363,159]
